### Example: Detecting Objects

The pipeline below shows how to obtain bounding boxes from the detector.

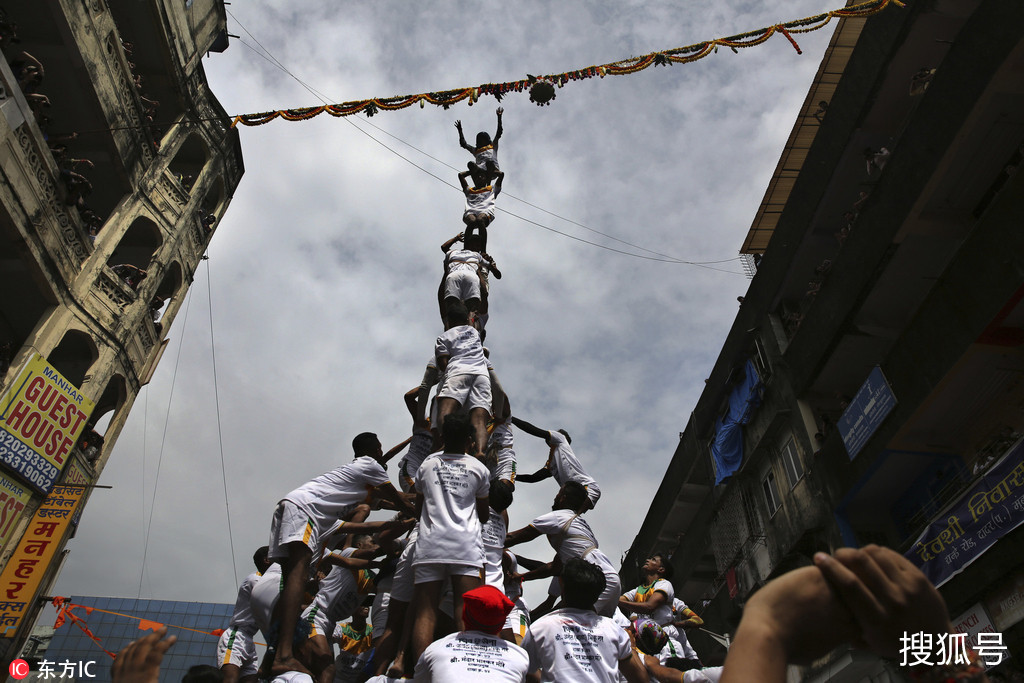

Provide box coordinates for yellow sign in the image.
[0,484,84,637]
[0,354,94,492]
[0,473,31,552]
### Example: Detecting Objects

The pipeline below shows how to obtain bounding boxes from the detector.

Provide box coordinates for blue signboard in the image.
[905,438,1024,588]
[838,366,897,460]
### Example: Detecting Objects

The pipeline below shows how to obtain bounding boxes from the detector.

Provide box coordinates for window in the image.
[780,437,805,488]
[752,336,772,382]
[762,470,781,517]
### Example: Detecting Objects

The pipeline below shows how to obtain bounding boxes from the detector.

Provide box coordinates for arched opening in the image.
[199,175,225,235]
[151,261,183,326]
[0,209,59,381]
[168,132,209,193]
[78,375,126,464]
[47,329,98,389]
[107,216,162,291]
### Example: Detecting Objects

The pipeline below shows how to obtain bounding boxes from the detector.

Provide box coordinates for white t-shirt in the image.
[413,452,490,566]
[282,458,390,530]
[250,564,283,635]
[414,630,529,681]
[302,547,361,633]
[663,597,699,651]
[464,186,496,215]
[227,571,262,634]
[658,635,699,664]
[546,431,596,489]
[400,430,435,484]
[481,508,507,589]
[529,509,600,562]
[446,249,484,274]
[489,419,514,450]
[525,608,631,682]
[622,579,675,626]
[435,325,488,377]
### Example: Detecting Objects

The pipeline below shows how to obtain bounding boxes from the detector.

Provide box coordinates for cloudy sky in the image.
[53,0,836,616]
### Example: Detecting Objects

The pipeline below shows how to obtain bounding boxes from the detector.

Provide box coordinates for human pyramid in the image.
[197,112,969,683]
[205,110,714,683]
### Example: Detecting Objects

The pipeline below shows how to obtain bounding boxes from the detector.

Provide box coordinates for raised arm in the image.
[510,416,550,440]
[441,232,463,254]
[458,170,471,193]
[514,466,552,484]
[483,252,502,279]
[382,436,412,463]
[504,523,542,547]
[493,171,505,198]
[455,120,473,152]
[492,108,503,144]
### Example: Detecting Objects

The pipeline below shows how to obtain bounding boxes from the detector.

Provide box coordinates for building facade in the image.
[623,1,1024,679]
[20,596,235,683]
[0,0,243,661]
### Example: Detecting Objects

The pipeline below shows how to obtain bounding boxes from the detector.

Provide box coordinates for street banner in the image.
[0,473,32,552]
[0,483,85,637]
[905,438,1024,588]
[0,354,94,493]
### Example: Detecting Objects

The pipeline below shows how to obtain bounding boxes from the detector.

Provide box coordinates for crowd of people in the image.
[105,113,986,683]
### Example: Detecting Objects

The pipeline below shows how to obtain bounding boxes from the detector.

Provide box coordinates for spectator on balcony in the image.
[150,295,167,323]
[863,146,890,175]
[111,263,147,291]
[0,12,20,49]
[25,92,50,118]
[10,51,43,92]
[203,213,218,233]
[59,167,92,209]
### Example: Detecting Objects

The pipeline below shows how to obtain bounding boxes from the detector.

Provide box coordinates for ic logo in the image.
[9,659,30,679]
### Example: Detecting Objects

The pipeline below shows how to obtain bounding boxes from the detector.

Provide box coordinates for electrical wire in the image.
[138,284,195,598]
[205,256,240,589]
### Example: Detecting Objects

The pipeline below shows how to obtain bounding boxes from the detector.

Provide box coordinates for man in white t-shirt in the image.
[217,546,271,683]
[505,481,621,617]
[620,554,676,627]
[511,415,600,508]
[413,585,529,681]
[435,302,492,458]
[524,558,649,682]
[440,232,500,328]
[268,433,414,677]
[409,412,491,666]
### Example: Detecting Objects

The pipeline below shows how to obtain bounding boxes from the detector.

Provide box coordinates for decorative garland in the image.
[231,0,904,127]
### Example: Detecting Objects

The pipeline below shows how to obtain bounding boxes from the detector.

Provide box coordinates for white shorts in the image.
[389,530,418,603]
[444,269,480,302]
[492,447,516,482]
[437,373,492,412]
[269,501,319,559]
[216,627,257,676]
[371,589,390,639]
[414,562,481,584]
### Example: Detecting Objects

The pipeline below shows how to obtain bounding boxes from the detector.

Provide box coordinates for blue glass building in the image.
[43,596,235,683]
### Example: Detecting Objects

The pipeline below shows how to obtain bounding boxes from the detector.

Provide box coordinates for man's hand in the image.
[814,545,951,659]
[497,107,504,116]
[454,120,463,130]
[111,626,176,683]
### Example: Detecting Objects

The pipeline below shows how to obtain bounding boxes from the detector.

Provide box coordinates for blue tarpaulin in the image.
[712,360,764,485]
